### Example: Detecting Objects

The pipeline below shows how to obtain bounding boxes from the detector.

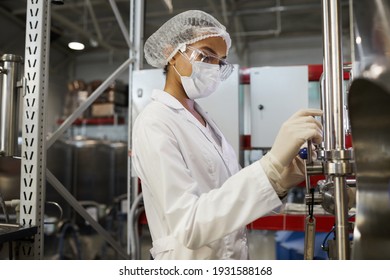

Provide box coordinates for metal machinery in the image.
[0,0,144,259]
[0,53,31,259]
[301,0,352,260]
[302,0,390,259]
[0,54,23,157]
[348,0,390,259]
[44,138,129,259]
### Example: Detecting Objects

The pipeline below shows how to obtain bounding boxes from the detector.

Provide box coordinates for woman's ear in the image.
[165,56,177,76]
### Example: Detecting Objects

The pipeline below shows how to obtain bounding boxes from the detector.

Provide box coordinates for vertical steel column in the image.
[19,0,50,259]
[322,1,334,151]
[322,0,350,260]
[127,0,144,256]
[328,1,345,151]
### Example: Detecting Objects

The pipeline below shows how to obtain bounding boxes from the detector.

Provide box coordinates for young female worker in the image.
[132,10,323,260]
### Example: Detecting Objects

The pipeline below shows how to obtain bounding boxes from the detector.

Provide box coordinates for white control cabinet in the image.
[131,66,240,157]
[250,66,308,148]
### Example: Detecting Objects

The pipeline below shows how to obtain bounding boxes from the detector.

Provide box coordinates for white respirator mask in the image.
[173,61,221,99]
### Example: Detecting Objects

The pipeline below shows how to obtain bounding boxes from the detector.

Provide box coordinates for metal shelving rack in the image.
[19,0,50,259]
[15,0,144,259]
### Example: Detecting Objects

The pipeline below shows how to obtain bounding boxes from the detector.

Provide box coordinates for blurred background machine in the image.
[1,136,129,259]
[0,54,22,157]
[0,52,129,259]
[348,0,390,259]
[45,137,128,259]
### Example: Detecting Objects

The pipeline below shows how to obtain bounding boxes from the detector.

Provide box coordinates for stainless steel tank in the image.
[0,54,22,157]
[349,0,390,259]
[46,139,73,218]
[67,138,109,204]
[99,141,127,202]
[47,138,127,204]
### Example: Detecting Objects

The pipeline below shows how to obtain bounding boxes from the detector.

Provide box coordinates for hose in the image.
[58,222,82,259]
[44,201,63,224]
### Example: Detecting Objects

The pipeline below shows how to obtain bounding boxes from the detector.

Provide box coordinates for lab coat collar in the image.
[151,89,184,110]
[151,89,222,140]
[150,89,209,133]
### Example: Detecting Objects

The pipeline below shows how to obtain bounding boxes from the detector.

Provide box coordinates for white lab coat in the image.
[132,90,282,260]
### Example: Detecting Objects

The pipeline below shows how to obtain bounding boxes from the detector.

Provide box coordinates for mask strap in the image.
[172,64,183,78]
[172,50,192,78]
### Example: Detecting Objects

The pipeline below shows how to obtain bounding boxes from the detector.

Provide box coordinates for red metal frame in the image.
[247,214,336,232]
[139,213,337,233]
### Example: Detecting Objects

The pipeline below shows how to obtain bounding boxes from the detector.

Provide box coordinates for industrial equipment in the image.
[348,0,390,259]
[302,0,390,260]
[0,54,24,260]
[0,54,23,157]
[299,0,355,260]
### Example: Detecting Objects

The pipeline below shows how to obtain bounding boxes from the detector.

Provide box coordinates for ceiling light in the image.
[68,41,85,50]
[89,38,99,48]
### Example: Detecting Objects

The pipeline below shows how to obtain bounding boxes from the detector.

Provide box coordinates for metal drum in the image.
[67,138,110,205]
[98,141,127,202]
[46,139,73,219]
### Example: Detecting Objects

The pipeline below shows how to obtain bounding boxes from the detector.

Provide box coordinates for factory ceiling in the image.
[0,0,351,56]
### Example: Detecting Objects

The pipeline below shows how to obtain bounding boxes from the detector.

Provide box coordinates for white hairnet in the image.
[144,10,231,68]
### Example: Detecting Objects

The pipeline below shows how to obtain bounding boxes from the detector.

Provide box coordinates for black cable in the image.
[308,188,315,220]
[321,212,356,257]
[321,225,335,251]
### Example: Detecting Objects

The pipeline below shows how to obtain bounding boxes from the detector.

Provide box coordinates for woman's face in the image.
[171,36,228,77]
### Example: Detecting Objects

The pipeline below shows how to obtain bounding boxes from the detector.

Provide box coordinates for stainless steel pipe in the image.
[321,0,350,259]
[321,2,333,152]
[0,54,22,157]
[323,0,345,150]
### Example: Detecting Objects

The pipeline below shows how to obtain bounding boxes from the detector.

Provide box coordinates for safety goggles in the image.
[181,46,234,81]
